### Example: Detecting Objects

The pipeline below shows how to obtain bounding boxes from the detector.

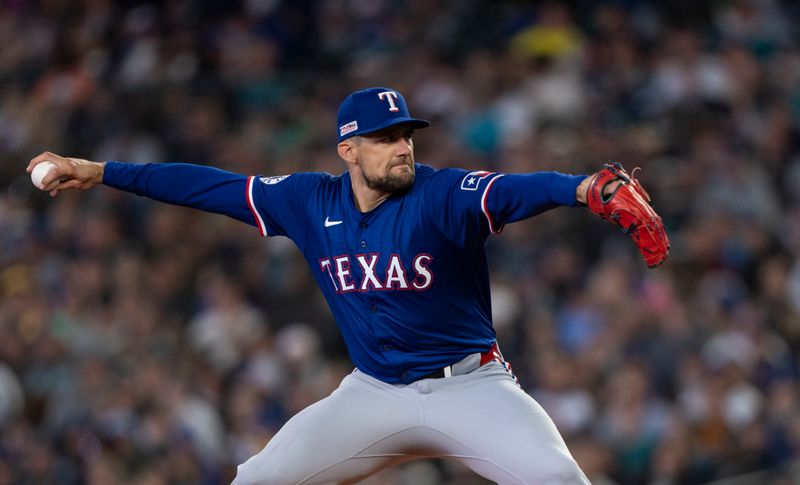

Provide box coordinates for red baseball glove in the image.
[587,163,670,268]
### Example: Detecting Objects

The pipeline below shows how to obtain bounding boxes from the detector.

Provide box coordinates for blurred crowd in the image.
[1,0,800,483]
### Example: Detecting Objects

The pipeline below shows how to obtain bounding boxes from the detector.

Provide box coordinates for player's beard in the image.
[361,158,415,193]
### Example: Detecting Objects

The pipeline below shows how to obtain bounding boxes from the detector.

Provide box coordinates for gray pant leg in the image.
[232,371,421,485]
[423,362,590,485]
[234,363,589,485]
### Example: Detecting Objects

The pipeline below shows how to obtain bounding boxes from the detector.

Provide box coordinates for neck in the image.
[350,176,391,213]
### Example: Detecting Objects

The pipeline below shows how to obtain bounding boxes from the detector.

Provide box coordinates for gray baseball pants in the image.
[232,361,590,484]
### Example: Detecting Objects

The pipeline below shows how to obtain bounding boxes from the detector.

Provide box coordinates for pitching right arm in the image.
[26,152,257,227]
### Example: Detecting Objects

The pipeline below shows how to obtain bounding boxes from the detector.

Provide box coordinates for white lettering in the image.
[356,254,383,291]
[319,258,339,292]
[334,256,356,292]
[384,255,409,289]
[377,91,400,112]
[412,254,433,290]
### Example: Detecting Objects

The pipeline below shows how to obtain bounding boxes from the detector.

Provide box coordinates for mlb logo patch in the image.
[339,120,358,137]
[460,171,494,191]
[260,175,289,185]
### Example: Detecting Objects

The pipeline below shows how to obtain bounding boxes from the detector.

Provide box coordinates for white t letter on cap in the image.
[377,91,400,112]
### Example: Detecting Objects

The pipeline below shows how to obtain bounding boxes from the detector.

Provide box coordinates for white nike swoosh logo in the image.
[324,217,343,228]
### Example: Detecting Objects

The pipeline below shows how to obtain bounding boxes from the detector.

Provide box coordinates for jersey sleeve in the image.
[486,171,588,224]
[102,162,319,246]
[425,168,586,251]
[103,161,255,224]
[247,172,324,246]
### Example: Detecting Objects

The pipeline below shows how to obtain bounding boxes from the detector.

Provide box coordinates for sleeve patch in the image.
[259,175,289,185]
[460,171,494,191]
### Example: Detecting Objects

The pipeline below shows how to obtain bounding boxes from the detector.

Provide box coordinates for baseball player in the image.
[28,87,668,484]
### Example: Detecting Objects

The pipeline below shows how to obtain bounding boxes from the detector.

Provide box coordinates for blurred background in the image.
[1,0,799,483]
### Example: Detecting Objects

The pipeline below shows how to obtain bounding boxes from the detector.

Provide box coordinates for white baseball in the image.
[31,161,59,190]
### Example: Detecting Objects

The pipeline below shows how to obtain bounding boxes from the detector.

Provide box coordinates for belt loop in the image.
[443,366,452,377]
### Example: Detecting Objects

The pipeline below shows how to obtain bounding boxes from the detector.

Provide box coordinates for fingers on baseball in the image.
[29,151,59,172]
[49,178,82,197]
[25,152,70,173]
[40,171,62,190]
[28,151,79,194]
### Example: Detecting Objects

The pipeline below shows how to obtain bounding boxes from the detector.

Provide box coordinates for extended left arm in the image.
[484,171,588,227]
[484,166,668,267]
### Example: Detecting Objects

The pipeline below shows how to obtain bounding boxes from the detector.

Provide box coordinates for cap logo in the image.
[339,120,358,137]
[377,91,400,112]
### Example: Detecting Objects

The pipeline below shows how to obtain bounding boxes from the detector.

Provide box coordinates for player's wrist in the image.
[72,158,104,185]
[576,175,591,205]
[93,161,106,184]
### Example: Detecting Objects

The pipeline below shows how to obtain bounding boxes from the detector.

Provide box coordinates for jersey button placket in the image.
[359,218,368,248]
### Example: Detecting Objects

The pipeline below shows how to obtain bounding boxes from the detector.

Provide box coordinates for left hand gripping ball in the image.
[31,161,59,191]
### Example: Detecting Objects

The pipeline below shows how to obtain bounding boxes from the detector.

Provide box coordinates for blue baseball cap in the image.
[337,87,430,142]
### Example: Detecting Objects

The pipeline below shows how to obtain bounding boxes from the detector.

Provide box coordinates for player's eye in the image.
[378,130,413,143]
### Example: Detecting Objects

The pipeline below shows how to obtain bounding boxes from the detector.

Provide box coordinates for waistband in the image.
[420,342,503,380]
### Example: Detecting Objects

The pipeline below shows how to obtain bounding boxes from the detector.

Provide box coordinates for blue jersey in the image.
[104,162,585,383]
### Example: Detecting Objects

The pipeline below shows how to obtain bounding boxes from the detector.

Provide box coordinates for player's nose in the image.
[393,138,411,156]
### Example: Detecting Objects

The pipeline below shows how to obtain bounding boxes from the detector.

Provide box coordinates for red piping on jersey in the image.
[246,176,267,237]
[481,174,505,235]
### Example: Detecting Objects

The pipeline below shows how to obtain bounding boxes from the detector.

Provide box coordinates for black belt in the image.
[421,368,451,379]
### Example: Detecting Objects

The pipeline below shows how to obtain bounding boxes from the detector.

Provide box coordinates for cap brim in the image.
[347,117,431,139]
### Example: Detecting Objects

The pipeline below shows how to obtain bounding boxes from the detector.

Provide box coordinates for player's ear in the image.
[337,139,358,165]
